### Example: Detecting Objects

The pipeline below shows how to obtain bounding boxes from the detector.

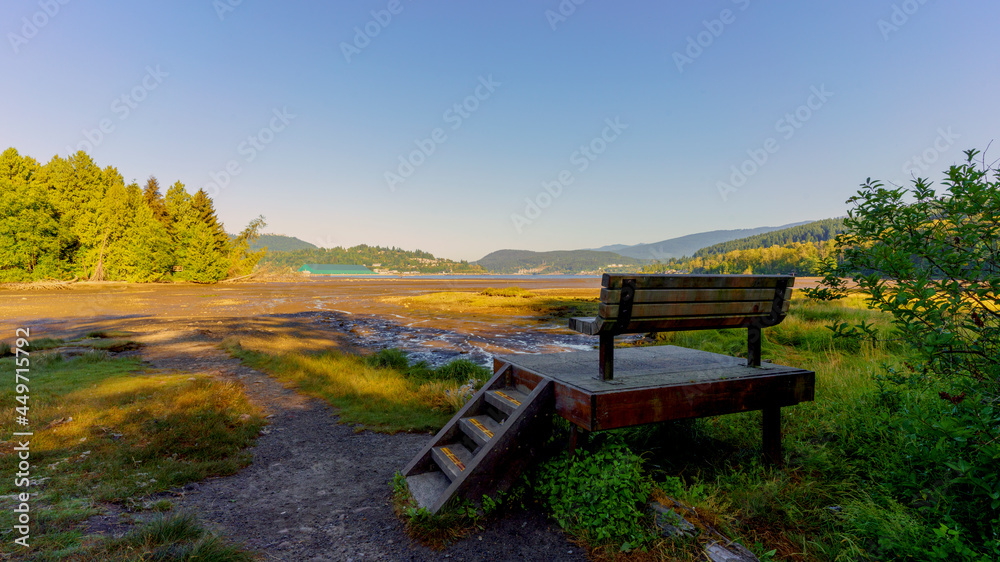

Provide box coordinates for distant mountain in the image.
[475,249,644,275]
[250,234,318,253]
[643,218,847,276]
[692,218,846,257]
[595,221,812,260]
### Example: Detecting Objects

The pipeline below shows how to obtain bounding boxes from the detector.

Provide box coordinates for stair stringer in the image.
[402,363,556,514]
[402,363,513,479]
[433,377,554,513]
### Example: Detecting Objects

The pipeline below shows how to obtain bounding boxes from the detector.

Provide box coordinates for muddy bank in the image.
[1,278,600,560]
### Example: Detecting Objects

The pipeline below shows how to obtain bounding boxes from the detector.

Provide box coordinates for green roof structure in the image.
[298,264,375,275]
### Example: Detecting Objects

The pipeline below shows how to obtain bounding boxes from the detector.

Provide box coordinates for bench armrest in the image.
[568,317,600,336]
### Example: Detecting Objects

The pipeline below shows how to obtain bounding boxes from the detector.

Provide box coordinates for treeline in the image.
[644,241,837,275]
[263,245,486,274]
[692,218,844,258]
[475,249,645,274]
[0,148,264,283]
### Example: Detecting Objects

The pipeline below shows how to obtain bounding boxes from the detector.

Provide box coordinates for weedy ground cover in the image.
[0,340,263,560]
[385,286,599,319]
[225,341,492,433]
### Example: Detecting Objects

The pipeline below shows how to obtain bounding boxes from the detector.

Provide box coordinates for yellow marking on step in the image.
[469,418,494,439]
[441,447,465,471]
[494,391,521,407]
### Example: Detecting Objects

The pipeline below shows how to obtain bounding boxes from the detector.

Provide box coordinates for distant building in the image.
[298,264,375,275]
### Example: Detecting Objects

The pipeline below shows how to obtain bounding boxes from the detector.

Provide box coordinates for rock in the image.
[705,540,760,562]
[649,500,697,538]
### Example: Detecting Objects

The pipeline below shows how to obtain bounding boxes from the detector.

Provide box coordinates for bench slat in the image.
[600,287,792,305]
[571,314,787,335]
[600,299,791,320]
[602,274,795,290]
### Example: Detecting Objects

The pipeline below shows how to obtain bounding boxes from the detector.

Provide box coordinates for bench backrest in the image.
[578,274,793,335]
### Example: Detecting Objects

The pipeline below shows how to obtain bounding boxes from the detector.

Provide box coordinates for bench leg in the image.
[748,325,761,367]
[762,406,782,466]
[598,333,614,380]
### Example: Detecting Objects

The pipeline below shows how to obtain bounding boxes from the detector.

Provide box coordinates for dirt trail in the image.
[131,323,586,561]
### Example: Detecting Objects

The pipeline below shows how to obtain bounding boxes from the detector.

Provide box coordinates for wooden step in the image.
[485,387,528,416]
[402,364,555,513]
[406,471,450,510]
[459,415,502,448]
[431,443,474,482]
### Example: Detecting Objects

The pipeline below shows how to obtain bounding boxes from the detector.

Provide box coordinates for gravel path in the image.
[135,326,587,561]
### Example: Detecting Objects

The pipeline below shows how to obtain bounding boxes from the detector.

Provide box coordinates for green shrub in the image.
[433,358,491,384]
[367,348,490,385]
[534,441,655,548]
[366,348,411,370]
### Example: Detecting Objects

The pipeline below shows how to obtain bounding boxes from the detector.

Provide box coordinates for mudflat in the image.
[1,277,597,561]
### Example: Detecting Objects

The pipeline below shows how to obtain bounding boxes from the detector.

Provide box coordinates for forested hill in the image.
[261,245,486,274]
[642,218,845,276]
[475,249,644,274]
[692,218,845,257]
[0,148,264,283]
[597,222,811,260]
[247,234,317,252]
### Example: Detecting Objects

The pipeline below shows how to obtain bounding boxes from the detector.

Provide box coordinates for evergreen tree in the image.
[143,175,171,228]
[100,182,173,282]
[0,149,63,281]
[189,188,229,252]
[168,186,229,282]
[180,219,229,282]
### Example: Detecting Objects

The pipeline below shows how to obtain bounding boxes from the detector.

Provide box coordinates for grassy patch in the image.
[0,347,265,559]
[64,513,254,562]
[225,342,490,433]
[387,286,599,318]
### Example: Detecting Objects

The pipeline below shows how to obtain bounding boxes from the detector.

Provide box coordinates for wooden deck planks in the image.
[497,345,814,432]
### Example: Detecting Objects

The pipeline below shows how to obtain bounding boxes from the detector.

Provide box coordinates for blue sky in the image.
[2,1,997,261]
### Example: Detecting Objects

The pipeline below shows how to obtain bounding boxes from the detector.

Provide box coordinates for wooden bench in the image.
[569,274,793,380]
[563,273,807,464]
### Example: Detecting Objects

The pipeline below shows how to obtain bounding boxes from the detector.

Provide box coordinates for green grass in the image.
[53,513,254,561]
[386,286,600,319]
[0,346,265,559]
[225,341,489,433]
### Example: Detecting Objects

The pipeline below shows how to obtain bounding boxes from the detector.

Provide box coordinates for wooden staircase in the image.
[402,363,554,513]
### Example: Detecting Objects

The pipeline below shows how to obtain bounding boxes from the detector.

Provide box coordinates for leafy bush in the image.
[534,441,655,547]
[823,149,1000,385]
[811,148,1000,557]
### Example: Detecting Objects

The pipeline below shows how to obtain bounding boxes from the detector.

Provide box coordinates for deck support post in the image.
[598,333,614,380]
[762,406,782,465]
[747,325,761,368]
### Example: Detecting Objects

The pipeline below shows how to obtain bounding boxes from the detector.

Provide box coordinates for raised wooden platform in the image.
[494,345,815,432]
